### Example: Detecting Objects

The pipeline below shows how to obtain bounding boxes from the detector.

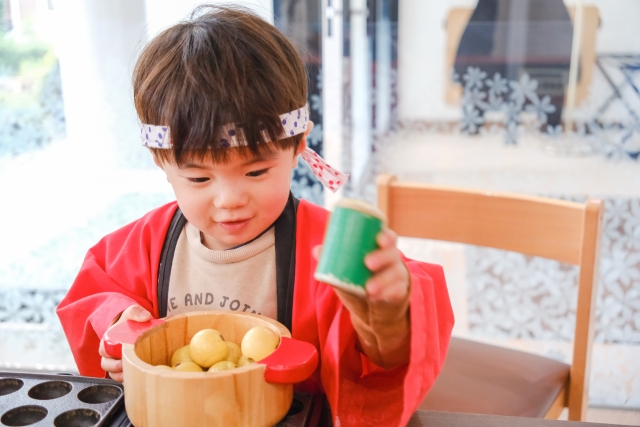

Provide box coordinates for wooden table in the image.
[310,395,625,427]
[108,399,626,426]
[408,411,623,427]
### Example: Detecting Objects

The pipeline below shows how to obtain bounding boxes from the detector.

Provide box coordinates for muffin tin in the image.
[0,371,323,427]
[103,392,320,427]
[0,372,124,427]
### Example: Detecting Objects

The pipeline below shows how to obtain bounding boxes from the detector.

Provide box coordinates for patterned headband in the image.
[140,105,348,193]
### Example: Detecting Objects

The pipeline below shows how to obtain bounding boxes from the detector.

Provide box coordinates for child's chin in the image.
[203,228,253,250]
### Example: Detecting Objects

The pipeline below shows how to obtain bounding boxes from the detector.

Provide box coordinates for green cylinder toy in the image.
[314,198,386,297]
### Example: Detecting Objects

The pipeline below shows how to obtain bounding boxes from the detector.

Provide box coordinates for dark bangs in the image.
[133,5,308,164]
[149,135,303,166]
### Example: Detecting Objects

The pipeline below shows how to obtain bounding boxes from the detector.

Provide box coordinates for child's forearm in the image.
[350,300,411,370]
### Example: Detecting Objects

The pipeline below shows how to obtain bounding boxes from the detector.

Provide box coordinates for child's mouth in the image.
[217,218,250,232]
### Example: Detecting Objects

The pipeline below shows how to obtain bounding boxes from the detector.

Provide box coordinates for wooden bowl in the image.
[103,310,318,427]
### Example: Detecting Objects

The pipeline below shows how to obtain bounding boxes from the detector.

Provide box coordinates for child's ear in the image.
[296,121,313,154]
[292,121,312,168]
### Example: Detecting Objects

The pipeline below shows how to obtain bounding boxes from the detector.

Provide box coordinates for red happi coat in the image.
[57,199,454,426]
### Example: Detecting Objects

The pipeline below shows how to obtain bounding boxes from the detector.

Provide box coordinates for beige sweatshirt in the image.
[166,222,277,318]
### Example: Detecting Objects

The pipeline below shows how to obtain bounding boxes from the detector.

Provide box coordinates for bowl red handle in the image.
[259,337,319,384]
[103,319,319,384]
[103,318,166,359]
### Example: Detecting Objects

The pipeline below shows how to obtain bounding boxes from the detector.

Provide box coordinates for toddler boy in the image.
[57,5,453,426]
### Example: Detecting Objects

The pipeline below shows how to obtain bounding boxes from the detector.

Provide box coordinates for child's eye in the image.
[247,168,268,177]
[187,177,209,183]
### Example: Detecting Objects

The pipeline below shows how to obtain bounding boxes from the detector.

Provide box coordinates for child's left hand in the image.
[313,228,411,370]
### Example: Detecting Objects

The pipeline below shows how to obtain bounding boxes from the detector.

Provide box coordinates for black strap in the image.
[157,194,299,330]
[157,207,187,318]
[274,193,299,331]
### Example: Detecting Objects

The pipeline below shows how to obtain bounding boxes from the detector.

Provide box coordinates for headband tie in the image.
[140,104,348,192]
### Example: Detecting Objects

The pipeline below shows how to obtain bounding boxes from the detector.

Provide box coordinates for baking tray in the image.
[105,391,325,427]
[0,371,124,427]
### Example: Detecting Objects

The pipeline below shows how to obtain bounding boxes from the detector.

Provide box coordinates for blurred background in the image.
[0,0,638,418]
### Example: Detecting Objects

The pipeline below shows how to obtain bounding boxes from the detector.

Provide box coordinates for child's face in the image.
[157,138,306,250]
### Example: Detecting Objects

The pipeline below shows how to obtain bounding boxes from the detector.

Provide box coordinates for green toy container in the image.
[314,198,386,297]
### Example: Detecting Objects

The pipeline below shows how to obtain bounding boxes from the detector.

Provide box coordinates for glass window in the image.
[320,0,640,411]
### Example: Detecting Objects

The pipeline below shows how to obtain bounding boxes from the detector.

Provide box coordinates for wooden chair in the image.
[377,174,604,421]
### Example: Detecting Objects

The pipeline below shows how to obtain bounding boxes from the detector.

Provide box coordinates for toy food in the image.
[241,326,280,362]
[189,329,228,368]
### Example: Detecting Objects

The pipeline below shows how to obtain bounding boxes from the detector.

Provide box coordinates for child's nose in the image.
[213,185,248,209]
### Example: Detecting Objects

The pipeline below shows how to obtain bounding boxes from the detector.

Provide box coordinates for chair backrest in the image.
[377,174,604,420]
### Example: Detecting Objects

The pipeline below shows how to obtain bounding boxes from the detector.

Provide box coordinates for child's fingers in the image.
[100,337,124,381]
[365,246,401,272]
[100,356,122,376]
[108,371,124,383]
[98,305,151,368]
[376,228,398,249]
[98,339,109,359]
[366,263,409,303]
[121,305,152,323]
